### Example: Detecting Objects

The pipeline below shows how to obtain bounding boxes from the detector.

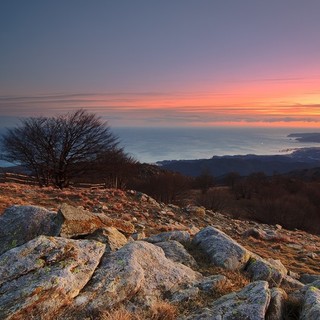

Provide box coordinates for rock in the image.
[300,286,320,320]
[83,227,127,252]
[243,228,285,241]
[131,231,146,241]
[58,203,134,237]
[184,281,271,320]
[193,226,251,270]
[154,240,198,268]
[281,275,304,291]
[266,288,287,320]
[195,275,228,292]
[287,280,320,305]
[0,235,105,320]
[145,230,191,244]
[185,205,206,217]
[171,287,200,303]
[243,228,269,240]
[300,274,320,284]
[0,205,63,255]
[246,257,287,287]
[74,241,201,311]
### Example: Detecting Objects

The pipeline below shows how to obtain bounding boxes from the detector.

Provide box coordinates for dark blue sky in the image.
[1,1,320,126]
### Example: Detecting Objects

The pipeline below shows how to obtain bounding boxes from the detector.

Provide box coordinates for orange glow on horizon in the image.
[1,76,320,128]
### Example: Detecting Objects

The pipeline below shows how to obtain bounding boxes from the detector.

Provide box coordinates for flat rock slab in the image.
[0,205,63,255]
[0,235,105,320]
[75,241,201,311]
[184,281,271,320]
[193,226,251,270]
[59,203,134,237]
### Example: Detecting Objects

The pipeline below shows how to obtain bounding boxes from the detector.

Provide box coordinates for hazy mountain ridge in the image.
[158,147,320,177]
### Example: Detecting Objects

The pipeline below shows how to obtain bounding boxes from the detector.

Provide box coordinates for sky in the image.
[1,0,320,127]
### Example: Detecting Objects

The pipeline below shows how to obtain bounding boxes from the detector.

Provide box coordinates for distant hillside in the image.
[158,147,320,177]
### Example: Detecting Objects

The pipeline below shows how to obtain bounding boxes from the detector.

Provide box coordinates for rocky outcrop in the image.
[58,203,134,236]
[73,241,201,312]
[1,195,320,320]
[0,205,63,255]
[193,226,251,270]
[184,281,271,320]
[0,235,105,320]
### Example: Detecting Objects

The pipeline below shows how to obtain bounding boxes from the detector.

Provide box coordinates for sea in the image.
[0,125,319,166]
[112,126,320,163]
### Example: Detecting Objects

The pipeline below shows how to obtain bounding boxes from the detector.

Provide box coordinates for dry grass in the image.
[95,301,177,320]
[149,301,177,320]
[100,307,133,320]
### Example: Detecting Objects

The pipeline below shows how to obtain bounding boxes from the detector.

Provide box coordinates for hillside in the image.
[1,183,320,319]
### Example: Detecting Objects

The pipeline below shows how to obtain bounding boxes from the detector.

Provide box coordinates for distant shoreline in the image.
[288,132,320,143]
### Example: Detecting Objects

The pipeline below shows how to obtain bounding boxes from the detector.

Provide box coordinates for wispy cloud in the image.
[0,92,319,127]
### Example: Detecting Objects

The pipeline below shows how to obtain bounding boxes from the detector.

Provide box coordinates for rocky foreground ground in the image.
[0,183,320,319]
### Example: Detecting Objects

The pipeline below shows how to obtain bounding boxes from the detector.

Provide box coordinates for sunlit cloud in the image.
[0,90,320,127]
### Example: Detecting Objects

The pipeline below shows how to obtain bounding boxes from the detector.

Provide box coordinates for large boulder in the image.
[155,240,198,268]
[246,257,287,287]
[73,241,201,311]
[300,286,320,320]
[58,203,134,237]
[0,205,63,255]
[184,281,271,320]
[193,226,251,270]
[0,235,105,320]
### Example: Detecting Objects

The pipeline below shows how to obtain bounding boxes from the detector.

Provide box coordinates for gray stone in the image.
[246,257,287,287]
[300,273,320,284]
[145,230,191,244]
[155,240,198,268]
[0,205,63,255]
[266,288,287,320]
[193,226,251,270]
[0,235,105,320]
[300,286,320,320]
[184,281,271,320]
[281,275,304,291]
[195,275,228,292]
[58,203,134,236]
[74,241,201,311]
[171,287,200,303]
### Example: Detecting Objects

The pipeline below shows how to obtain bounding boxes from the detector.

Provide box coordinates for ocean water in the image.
[0,125,319,166]
[113,126,320,163]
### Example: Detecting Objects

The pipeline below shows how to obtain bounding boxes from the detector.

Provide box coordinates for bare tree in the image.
[1,109,122,188]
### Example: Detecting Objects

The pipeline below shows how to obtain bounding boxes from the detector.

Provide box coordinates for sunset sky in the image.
[1,1,320,127]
